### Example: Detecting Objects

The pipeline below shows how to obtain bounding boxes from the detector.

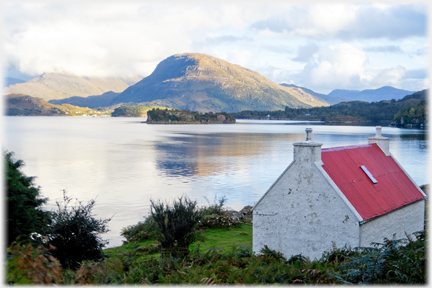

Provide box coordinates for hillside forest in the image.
[232,90,427,128]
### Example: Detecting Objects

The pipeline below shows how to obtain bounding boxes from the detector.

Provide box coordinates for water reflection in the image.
[154,132,305,179]
[398,133,427,141]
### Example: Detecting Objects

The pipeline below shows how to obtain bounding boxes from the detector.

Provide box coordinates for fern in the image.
[335,231,425,284]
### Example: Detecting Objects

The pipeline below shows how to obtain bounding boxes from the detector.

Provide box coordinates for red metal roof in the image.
[321,143,424,221]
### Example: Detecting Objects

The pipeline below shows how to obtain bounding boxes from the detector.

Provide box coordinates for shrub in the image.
[198,213,242,229]
[120,216,158,243]
[197,195,242,229]
[201,195,227,215]
[33,191,112,269]
[6,237,64,284]
[5,151,50,246]
[150,196,203,257]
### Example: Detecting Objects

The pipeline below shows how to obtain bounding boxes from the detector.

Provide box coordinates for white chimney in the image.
[368,126,390,156]
[293,128,323,164]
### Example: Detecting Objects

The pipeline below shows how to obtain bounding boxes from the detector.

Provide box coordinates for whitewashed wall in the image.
[360,200,425,246]
[253,143,360,260]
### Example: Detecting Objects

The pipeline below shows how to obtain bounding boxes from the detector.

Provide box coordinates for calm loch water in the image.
[3,117,428,247]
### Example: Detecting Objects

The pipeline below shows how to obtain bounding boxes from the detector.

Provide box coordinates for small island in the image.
[146,108,236,124]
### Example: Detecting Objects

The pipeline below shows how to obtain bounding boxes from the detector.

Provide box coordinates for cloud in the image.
[308,4,357,36]
[342,4,427,40]
[249,3,426,40]
[4,3,257,78]
[204,35,252,45]
[285,43,411,93]
[363,45,403,53]
[307,44,369,88]
[412,47,428,57]
[366,66,407,88]
[404,68,428,79]
[291,43,318,62]
[213,50,255,68]
[260,45,294,54]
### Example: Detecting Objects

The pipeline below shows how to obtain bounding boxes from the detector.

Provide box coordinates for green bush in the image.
[150,196,203,257]
[5,151,50,246]
[33,191,112,269]
[200,195,227,215]
[198,195,242,229]
[120,216,158,243]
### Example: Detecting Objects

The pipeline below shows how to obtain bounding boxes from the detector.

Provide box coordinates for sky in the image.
[1,0,429,94]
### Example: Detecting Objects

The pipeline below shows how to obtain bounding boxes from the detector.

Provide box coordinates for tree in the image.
[33,191,112,269]
[5,151,49,246]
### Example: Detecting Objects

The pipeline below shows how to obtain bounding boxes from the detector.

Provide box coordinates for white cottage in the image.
[252,127,426,260]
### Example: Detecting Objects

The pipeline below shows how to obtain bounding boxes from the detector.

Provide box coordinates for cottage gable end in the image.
[253,129,360,260]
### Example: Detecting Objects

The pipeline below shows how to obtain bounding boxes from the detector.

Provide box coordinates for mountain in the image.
[110,53,329,112]
[3,73,142,101]
[280,83,345,105]
[327,86,415,102]
[49,91,120,108]
[5,93,108,116]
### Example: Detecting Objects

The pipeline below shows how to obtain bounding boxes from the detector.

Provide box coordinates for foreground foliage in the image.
[31,191,112,270]
[150,196,203,258]
[7,227,425,285]
[121,195,242,245]
[334,231,425,284]
[5,151,49,246]
[120,216,158,243]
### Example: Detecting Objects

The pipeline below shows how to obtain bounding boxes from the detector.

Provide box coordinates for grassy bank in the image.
[105,221,252,258]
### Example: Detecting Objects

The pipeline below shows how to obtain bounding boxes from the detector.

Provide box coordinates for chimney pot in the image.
[368,126,390,156]
[305,128,313,141]
[375,126,382,137]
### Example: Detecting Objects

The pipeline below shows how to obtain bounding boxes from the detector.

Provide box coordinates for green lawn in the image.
[104,222,252,259]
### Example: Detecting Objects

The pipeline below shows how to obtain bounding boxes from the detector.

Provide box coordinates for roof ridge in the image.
[322,143,374,152]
